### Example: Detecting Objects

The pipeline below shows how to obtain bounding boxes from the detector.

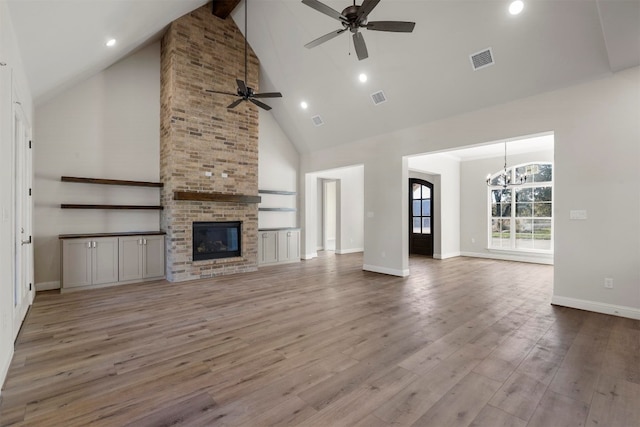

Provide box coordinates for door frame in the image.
[408,178,434,256]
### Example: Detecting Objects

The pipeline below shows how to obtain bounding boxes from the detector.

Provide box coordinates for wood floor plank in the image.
[469,405,528,427]
[527,390,590,427]
[0,254,637,426]
[585,374,640,427]
[409,372,502,426]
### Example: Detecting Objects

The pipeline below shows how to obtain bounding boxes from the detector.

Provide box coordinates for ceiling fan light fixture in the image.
[509,1,524,16]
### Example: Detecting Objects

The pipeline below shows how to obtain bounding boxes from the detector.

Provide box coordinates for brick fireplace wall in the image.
[160,4,260,282]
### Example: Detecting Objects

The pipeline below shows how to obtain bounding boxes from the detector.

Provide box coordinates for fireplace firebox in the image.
[193,221,242,261]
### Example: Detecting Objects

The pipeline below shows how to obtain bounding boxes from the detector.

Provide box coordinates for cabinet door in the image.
[92,237,119,285]
[143,235,165,278]
[119,236,143,282]
[62,239,92,288]
[278,230,300,262]
[289,230,300,261]
[259,231,278,264]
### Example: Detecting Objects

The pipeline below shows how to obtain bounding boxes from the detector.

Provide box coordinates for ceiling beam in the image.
[211,0,242,19]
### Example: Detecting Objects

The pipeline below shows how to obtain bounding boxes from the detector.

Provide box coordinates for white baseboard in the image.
[36,281,60,291]
[336,248,363,255]
[302,252,318,260]
[551,295,640,320]
[460,251,553,265]
[433,252,461,260]
[363,264,410,277]
[0,346,14,398]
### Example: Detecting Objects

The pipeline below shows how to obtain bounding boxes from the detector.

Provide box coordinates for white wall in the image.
[300,67,640,319]
[304,165,365,258]
[0,1,34,394]
[409,153,461,260]
[33,42,161,288]
[258,110,299,229]
[460,148,554,263]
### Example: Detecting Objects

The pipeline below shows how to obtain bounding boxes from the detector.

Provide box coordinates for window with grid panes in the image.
[489,163,552,251]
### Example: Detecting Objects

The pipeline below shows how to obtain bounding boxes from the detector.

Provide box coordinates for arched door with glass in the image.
[409,178,434,256]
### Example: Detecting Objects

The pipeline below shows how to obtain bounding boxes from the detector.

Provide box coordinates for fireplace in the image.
[193,221,242,261]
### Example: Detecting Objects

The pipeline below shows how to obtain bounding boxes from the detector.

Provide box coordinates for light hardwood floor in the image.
[1,253,638,426]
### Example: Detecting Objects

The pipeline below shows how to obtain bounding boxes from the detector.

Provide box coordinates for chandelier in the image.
[486,142,527,189]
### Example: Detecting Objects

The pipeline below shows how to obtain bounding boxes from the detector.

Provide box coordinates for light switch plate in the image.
[570,210,587,220]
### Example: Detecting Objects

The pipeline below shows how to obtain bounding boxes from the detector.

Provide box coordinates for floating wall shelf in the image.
[61,176,163,188]
[61,204,163,210]
[259,207,297,212]
[258,189,297,196]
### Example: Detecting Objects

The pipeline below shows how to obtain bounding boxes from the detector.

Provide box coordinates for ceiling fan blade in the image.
[253,92,283,99]
[249,98,272,111]
[206,89,239,96]
[357,0,381,22]
[366,21,416,32]
[227,98,244,109]
[353,32,369,61]
[236,79,247,94]
[305,28,347,49]
[302,0,347,23]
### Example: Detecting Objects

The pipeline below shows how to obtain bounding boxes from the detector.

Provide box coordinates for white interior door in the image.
[12,97,33,338]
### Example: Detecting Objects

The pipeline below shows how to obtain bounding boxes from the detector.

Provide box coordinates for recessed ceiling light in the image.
[509,1,524,15]
[359,73,368,83]
[300,101,308,109]
[106,38,117,47]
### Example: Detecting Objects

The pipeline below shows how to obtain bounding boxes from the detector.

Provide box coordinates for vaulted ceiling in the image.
[6,1,640,154]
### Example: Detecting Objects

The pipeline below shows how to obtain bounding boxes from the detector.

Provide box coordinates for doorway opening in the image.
[322,180,337,251]
[409,178,434,256]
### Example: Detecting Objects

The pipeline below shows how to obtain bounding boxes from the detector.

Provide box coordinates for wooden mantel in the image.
[173,191,261,204]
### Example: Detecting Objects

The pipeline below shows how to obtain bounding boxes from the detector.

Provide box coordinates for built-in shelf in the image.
[258,227,300,231]
[174,191,261,204]
[61,176,163,188]
[258,189,296,195]
[259,207,297,212]
[61,204,163,210]
[59,231,166,239]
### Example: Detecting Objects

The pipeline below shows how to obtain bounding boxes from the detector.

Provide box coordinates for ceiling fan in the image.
[206,0,282,111]
[302,0,416,61]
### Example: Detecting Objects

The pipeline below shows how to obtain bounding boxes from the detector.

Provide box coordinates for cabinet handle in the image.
[92,241,96,248]
[139,239,143,245]
[143,238,147,245]
[287,232,292,237]
[87,242,91,249]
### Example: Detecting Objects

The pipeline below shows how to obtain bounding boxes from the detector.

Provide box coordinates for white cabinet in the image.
[258,231,278,264]
[278,229,300,263]
[119,235,165,281]
[60,232,165,291]
[258,229,300,266]
[62,237,118,289]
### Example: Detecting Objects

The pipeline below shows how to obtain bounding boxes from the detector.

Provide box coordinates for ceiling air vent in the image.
[371,90,387,105]
[470,48,494,71]
[311,115,324,127]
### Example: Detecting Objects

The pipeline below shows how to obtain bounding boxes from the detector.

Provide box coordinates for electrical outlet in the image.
[604,278,614,289]
[204,171,212,177]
